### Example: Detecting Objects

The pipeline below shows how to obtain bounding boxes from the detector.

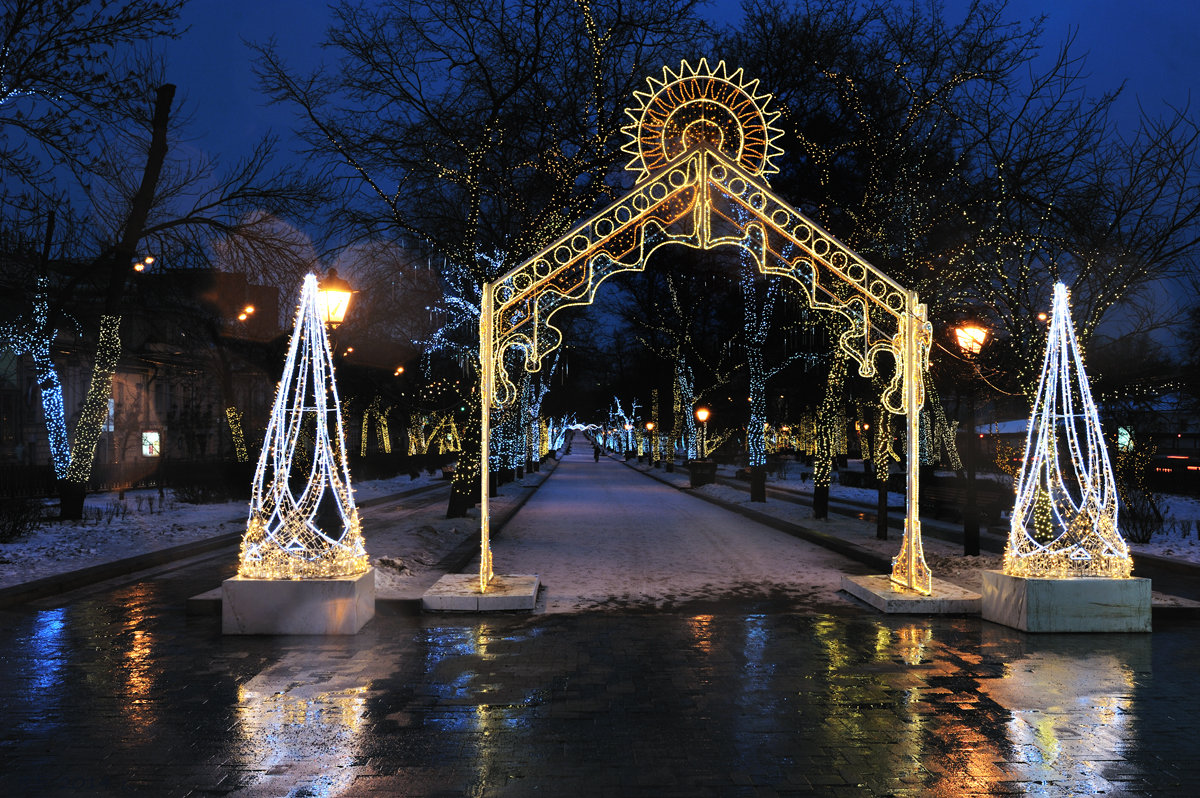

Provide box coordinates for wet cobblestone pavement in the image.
[2,553,1199,797]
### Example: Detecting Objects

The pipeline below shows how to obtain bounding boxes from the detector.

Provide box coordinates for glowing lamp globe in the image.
[317,269,354,328]
[695,407,711,423]
[954,324,988,356]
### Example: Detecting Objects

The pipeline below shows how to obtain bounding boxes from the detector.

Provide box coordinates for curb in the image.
[0,532,243,610]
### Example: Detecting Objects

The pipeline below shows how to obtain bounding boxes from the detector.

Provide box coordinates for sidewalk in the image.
[621,455,1200,615]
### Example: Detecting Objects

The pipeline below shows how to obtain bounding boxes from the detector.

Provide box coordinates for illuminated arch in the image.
[478,60,933,595]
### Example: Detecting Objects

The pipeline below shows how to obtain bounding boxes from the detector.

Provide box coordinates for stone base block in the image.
[422,573,540,612]
[222,569,375,635]
[841,574,981,614]
[187,586,222,615]
[981,570,1151,632]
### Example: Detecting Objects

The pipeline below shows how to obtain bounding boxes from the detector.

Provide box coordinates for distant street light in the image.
[694,406,710,459]
[645,420,657,466]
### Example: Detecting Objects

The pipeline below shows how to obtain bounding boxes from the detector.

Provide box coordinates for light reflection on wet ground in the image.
[0,564,1197,796]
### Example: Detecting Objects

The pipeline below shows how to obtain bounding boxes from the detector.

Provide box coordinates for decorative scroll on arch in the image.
[478,59,933,596]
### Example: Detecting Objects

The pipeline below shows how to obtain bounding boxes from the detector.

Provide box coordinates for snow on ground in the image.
[0,490,248,589]
[0,471,449,592]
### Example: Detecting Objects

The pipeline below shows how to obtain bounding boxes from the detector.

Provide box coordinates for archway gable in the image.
[489,145,929,413]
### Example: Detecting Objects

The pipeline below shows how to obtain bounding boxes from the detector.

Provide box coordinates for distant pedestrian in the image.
[593,444,601,462]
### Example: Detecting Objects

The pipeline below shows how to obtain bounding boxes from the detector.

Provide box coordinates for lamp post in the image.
[954,322,989,556]
[646,421,657,467]
[695,406,710,459]
[624,422,633,459]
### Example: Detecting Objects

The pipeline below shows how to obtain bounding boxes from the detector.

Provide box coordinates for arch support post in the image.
[479,281,495,592]
[891,292,932,595]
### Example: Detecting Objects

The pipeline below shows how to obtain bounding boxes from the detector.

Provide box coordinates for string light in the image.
[360,396,391,456]
[1005,283,1130,579]
[226,407,248,462]
[0,275,69,477]
[65,314,122,484]
[238,275,368,580]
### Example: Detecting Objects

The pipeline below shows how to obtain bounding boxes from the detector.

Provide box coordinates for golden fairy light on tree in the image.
[1006,282,1130,578]
[238,275,368,580]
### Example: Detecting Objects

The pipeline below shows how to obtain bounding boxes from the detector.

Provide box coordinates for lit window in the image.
[142,431,160,457]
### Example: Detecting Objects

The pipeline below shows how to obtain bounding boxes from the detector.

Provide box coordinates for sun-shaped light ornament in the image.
[621,58,785,184]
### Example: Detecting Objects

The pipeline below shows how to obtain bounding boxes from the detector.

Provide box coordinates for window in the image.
[141,431,160,457]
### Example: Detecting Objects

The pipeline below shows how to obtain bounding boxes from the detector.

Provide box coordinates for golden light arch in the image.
[479,59,933,594]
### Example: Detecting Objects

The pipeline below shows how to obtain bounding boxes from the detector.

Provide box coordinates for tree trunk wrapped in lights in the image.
[238,275,368,580]
[813,352,847,518]
[1005,282,1130,579]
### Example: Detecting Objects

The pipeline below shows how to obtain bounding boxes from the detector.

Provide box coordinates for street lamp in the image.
[953,321,990,556]
[954,324,988,356]
[316,268,354,328]
[694,406,710,459]
[645,421,657,466]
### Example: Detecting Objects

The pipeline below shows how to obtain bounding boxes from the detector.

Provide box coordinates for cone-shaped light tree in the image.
[238,274,368,579]
[1006,282,1131,578]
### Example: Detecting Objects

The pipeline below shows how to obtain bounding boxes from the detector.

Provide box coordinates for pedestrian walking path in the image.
[486,449,874,612]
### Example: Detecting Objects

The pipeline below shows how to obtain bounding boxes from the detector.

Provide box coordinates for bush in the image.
[174,482,236,504]
[0,497,44,543]
[1119,489,1161,544]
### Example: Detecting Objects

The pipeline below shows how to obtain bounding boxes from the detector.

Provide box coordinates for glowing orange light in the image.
[954,324,989,356]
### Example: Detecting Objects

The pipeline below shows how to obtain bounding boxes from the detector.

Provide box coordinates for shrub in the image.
[0,497,44,543]
[174,482,235,504]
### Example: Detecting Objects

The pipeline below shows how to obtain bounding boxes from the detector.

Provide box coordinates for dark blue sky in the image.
[165,0,1199,165]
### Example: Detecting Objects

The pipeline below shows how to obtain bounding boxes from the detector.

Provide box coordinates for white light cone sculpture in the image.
[223,274,373,634]
[983,282,1149,632]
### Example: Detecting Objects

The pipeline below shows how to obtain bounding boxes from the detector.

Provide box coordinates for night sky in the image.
[165,0,1200,165]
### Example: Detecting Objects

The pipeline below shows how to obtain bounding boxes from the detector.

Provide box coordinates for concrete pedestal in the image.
[981,570,1151,632]
[222,569,375,635]
[422,573,540,612]
[841,574,981,614]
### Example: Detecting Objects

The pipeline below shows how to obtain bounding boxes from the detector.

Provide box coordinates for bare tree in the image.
[0,0,185,197]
